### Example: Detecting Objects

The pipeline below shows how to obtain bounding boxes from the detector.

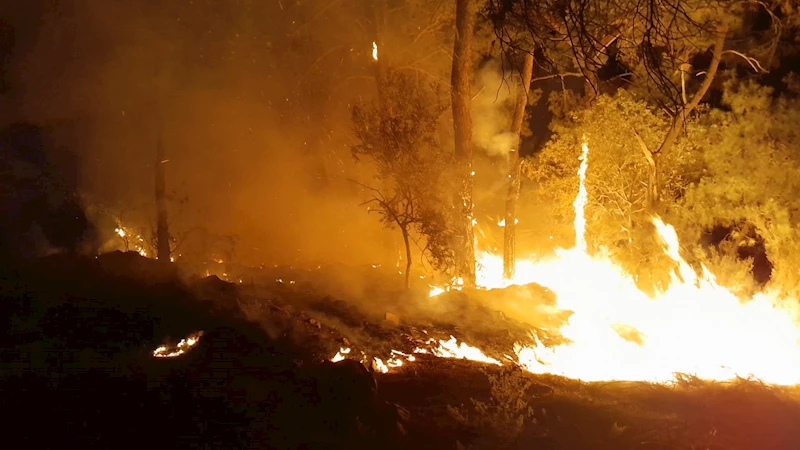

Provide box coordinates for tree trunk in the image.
[451,0,476,287]
[647,153,661,210]
[648,26,727,206]
[155,134,170,261]
[503,52,534,280]
[401,226,412,290]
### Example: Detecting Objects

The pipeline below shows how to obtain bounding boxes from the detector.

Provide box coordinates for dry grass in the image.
[378,358,800,450]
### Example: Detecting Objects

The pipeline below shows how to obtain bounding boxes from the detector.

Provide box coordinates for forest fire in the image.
[8,0,800,447]
[431,140,800,385]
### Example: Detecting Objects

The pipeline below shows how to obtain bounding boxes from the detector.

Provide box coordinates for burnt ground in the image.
[1,251,800,449]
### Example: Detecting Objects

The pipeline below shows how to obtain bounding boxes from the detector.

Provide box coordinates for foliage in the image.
[351,69,456,273]
[449,366,537,449]
[675,79,800,297]
[488,0,785,109]
[524,90,701,288]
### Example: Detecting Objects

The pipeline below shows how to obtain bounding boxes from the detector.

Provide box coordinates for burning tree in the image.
[525,90,700,290]
[351,69,455,289]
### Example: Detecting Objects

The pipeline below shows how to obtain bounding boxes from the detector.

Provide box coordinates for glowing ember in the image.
[415,336,502,366]
[372,41,378,61]
[331,347,350,362]
[387,349,415,369]
[436,139,800,385]
[328,348,417,373]
[153,331,203,358]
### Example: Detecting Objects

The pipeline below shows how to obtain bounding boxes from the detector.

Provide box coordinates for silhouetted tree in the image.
[0,123,93,258]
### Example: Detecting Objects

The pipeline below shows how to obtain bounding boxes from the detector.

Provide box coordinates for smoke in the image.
[4,0,399,268]
[471,60,517,156]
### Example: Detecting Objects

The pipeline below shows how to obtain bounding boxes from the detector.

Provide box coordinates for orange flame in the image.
[434,139,800,385]
[331,347,351,362]
[414,336,501,366]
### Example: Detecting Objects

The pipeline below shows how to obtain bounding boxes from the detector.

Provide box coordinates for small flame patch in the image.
[153,331,204,358]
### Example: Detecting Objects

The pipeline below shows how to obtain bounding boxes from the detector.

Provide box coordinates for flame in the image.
[497,218,519,227]
[372,41,378,61]
[429,277,464,298]
[153,331,204,358]
[429,286,446,297]
[390,349,415,365]
[373,357,389,373]
[572,139,589,252]
[328,348,416,373]
[331,347,351,362]
[414,336,501,366]
[432,138,800,385]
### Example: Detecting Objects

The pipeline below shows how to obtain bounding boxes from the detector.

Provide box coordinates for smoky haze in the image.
[471,60,516,156]
[3,0,404,267]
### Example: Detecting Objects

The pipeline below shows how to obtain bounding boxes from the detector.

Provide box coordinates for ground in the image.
[1,251,799,449]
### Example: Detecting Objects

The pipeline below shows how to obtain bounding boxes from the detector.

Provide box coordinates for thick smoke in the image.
[3,0,398,268]
[471,60,517,156]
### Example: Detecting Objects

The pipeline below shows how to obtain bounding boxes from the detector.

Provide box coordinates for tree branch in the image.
[632,128,655,167]
[656,25,729,157]
[530,72,584,83]
[722,50,768,73]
